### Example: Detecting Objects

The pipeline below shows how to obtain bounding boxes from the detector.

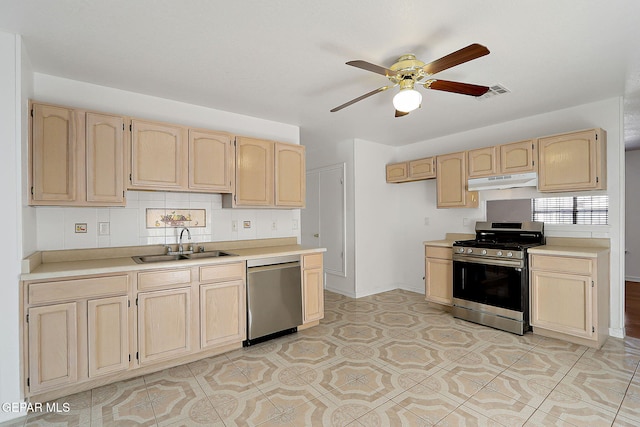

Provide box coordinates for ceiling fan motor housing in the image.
[389,54,428,84]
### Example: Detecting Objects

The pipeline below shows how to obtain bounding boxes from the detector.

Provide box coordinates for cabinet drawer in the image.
[138,269,191,290]
[28,275,128,305]
[530,255,593,275]
[425,246,452,260]
[200,262,244,283]
[302,253,323,269]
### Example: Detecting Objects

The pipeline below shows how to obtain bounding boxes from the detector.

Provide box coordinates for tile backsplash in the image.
[35,191,301,250]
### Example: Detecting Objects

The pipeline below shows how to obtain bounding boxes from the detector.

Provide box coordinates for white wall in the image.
[303,138,356,296]
[353,139,403,296]
[625,149,640,281]
[390,97,625,337]
[0,31,27,423]
[31,74,302,251]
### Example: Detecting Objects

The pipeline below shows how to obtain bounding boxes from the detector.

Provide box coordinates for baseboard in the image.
[398,284,425,295]
[625,276,640,283]
[325,285,356,298]
[609,327,624,339]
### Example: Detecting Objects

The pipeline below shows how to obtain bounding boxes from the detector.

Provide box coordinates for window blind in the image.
[531,195,608,225]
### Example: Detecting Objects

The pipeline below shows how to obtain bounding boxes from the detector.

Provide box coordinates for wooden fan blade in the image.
[422,43,490,75]
[395,110,409,117]
[330,86,391,112]
[427,79,490,97]
[346,60,398,77]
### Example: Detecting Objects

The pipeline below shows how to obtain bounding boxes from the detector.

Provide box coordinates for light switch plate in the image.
[243,220,251,229]
[292,219,299,230]
[98,222,110,235]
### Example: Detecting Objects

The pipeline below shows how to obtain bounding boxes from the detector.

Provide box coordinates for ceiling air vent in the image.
[477,84,511,100]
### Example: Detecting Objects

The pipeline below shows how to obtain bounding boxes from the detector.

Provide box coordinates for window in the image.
[531,195,608,225]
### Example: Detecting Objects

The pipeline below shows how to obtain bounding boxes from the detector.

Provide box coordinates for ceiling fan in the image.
[330,43,491,117]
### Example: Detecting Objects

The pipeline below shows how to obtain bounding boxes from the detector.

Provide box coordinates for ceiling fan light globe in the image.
[393,89,422,113]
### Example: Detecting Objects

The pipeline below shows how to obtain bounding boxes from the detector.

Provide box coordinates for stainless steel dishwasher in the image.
[244,255,302,346]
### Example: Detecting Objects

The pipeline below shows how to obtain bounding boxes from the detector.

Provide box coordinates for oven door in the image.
[452,255,527,313]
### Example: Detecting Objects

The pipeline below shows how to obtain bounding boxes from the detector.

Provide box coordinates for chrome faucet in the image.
[178,227,192,254]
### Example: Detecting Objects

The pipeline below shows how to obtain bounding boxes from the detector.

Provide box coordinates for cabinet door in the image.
[499,140,536,174]
[386,162,408,183]
[436,152,478,208]
[530,270,593,339]
[200,280,245,348]
[87,296,129,378]
[467,147,498,178]
[235,137,274,206]
[138,288,191,364]
[409,157,436,180]
[303,267,324,323]
[31,104,77,202]
[86,113,125,204]
[130,120,187,190]
[189,129,233,192]
[28,303,78,393]
[537,129,604,192]
[425,257,453,305]
[275,143,305,207]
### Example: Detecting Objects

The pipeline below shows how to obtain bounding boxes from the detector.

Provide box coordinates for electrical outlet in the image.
[243,220,251,229]
[232,220,238,232]
[75,223,87,233]
[463,218,469,226]
[272,221,277,231]
[292,219,299,230]
[424,217,429,225]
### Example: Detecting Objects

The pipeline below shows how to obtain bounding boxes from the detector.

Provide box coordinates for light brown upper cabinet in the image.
[188,129,233,193]
[499,139,537,174]
[225,137,305,208]
[130,119,188,191]
[386,162,408,182]
[86,113,125,204]
[275,143,305,207]
[436,152,478,208]
[467,146,498,178]
[30,102,125,206]
[386,157,435,183]
[537,129,606,192]
[467,140,536,178]
[233,137,274,207]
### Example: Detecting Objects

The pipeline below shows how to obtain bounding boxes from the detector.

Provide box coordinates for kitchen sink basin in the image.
[185,250,237,259]
[132,251,237,264]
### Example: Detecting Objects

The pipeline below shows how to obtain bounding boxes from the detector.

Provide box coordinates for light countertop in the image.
[528,245,610,257]
[424,233,474,248]
[22,241,325,281]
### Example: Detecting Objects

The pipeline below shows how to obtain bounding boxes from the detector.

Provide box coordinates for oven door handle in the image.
[453,255,524,269]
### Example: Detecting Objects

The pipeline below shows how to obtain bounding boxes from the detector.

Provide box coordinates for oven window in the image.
[453,261,526,312]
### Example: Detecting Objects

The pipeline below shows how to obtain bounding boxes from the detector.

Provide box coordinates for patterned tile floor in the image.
[4,289,640,426]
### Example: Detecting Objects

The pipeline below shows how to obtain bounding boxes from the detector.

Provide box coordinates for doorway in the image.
[301,164,346,278]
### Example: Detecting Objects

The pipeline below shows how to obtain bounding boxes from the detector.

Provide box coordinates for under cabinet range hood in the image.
[467,172,538,191]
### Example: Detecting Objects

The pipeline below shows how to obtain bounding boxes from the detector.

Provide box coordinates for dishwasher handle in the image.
[248,261,300,274]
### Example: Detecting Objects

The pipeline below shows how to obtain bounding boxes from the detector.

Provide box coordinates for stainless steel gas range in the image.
[452,221,545,335]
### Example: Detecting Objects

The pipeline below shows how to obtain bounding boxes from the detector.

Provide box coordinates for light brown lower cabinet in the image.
[424,245,453,306]
[137,287,192,365]
[529,250,609,348]
[22,254,324,401]
[87,296,129,378]
[27,302,79,394]
[24,273,130,395]
[302,253,324,323]
[199,262,246,349]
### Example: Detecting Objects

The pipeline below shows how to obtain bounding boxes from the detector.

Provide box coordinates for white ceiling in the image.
[2,0,640,149]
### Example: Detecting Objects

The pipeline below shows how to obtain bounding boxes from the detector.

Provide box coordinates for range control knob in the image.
[467,248,473,254]
[458,247,465,253]
[496,251,503,257]
[481,249,487,255]
[507,252,513,257]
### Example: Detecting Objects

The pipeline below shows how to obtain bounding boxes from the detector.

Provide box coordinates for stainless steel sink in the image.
[132,251,237,264]
[185,250,237,259]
